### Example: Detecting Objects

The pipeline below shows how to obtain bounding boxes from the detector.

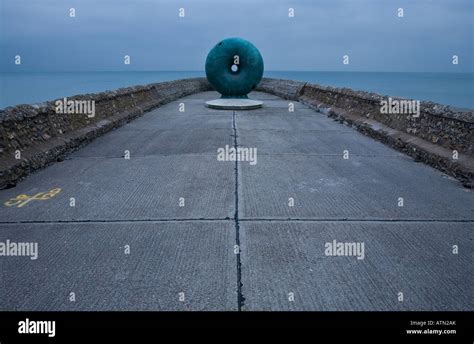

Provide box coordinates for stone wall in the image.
[257,78,474,187]
[0,78,212,189]
[299,83,473,156]
[256,78,306,100]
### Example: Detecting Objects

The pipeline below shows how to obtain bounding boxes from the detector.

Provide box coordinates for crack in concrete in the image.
[238,218,474,223]
[232,109,245,311]
[0,218,471,225]
[66,152,405,161]
[0,218,233,225]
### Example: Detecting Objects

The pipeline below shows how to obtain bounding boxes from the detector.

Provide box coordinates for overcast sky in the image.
[1,0,472,72]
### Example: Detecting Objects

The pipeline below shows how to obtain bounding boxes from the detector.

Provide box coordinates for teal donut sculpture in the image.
[205,38,264,98]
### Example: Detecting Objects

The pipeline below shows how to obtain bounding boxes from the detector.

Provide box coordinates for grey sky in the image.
[1,0,473,72]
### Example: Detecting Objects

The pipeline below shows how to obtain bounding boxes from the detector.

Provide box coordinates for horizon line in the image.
[1,70,473,74]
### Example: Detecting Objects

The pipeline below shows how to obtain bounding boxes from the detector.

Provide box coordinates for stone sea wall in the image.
[0,78,212,189]
[257,78,474,187]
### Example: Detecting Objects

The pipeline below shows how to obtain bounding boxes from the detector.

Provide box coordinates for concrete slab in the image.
[240,221,473,311]
[238,129,402,156]
[248,91,282,100]
[241,100,308,110]
[236,113,353,132]
[1,90,472,312]
[126,112,232,130]
[239,155,473,220]
[120,95,234,132]
[153,98,233,116]
[71,128,233,158]
[0,221,237,310]
[237,104,322,115]
[0,155,234,222]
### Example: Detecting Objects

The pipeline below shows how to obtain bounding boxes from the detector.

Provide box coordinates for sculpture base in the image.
[205,99,263,110]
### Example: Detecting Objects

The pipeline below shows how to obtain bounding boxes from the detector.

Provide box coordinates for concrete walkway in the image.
[0,91,472,311]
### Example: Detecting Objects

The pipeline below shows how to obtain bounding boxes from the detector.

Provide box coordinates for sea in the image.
[1,71,473,110]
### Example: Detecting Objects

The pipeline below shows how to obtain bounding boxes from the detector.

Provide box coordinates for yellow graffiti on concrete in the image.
[4,188,62,208]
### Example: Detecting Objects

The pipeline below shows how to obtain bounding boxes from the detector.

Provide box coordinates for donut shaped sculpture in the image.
[205,38,264,98]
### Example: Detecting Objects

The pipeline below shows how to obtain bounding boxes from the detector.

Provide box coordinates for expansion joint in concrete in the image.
[232,110,245,311]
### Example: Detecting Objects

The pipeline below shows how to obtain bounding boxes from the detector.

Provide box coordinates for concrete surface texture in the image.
[0,91,472,311]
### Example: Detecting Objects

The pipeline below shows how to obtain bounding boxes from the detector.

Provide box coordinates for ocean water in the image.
[1,71,473,110]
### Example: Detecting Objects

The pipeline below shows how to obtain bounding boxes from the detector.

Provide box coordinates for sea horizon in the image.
[1,71,473,110]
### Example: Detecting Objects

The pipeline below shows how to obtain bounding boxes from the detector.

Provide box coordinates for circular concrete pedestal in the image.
[205,99,263,110]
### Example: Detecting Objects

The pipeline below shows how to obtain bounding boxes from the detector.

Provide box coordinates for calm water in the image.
[1,71,473,109]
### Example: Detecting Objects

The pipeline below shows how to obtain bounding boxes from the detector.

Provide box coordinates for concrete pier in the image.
[0,90,472,311]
